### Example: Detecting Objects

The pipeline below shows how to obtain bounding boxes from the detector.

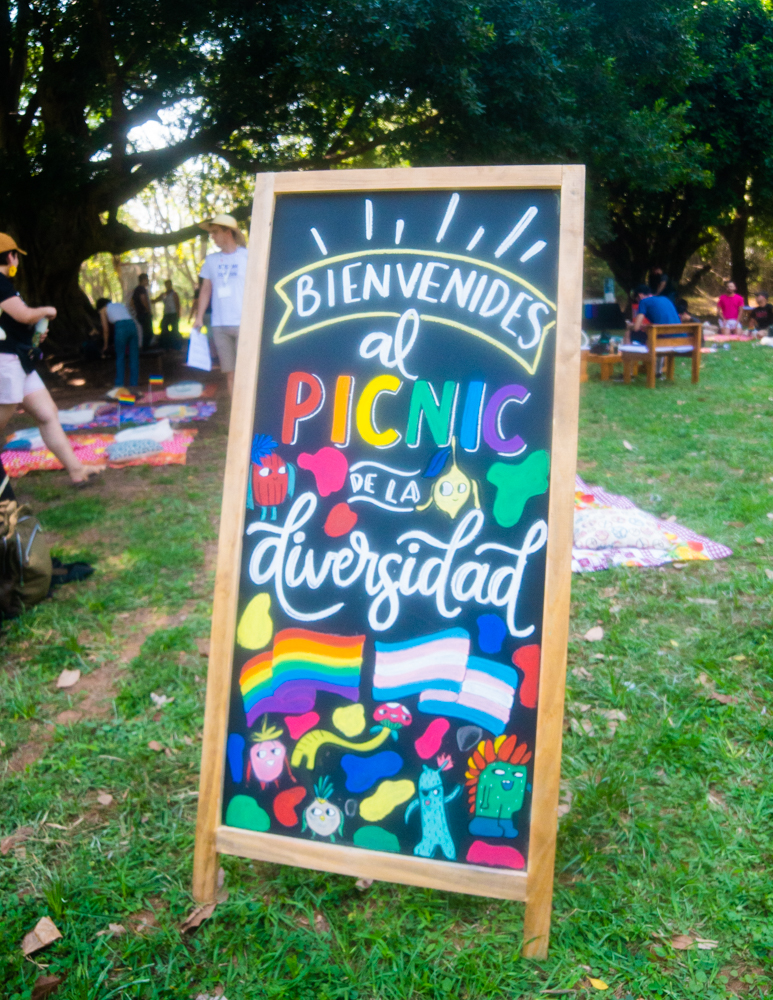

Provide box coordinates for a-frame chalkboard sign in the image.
[193,165,585,958]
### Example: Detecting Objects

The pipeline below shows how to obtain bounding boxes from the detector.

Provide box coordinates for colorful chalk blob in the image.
[225,795,270,832]
[466,841,525,869]
[477,614,507,655]
[332,702,367,737]
[236,593,273,651]
[298,446,349,496]
[414,718,450,759]
[340,750,403,792]
[324,502,358,537]
[354,826,401,853]
[227,733,245,783]
[284,711,320,740]
[359,779,415,822]
[486,450,550,528]
[273,786,307,827]
[512,644,541,709]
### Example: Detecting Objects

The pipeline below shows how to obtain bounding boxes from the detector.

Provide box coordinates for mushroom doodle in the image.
[291,703,413,769]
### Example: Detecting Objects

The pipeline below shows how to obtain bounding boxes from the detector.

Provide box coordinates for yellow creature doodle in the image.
[416,437,480,519]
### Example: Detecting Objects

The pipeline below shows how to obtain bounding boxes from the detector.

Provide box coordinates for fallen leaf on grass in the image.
[1,825,34,855]
[147,741,163,752]
[591,653,605,660]
[195,637,210,657]
[571,666,593,680]
[22,916,62,955]
[687,598,718,606]
[694,937,718,949]
[95,923,126,937]
[97,793,113,806]
[557,782,573,818]
[707,790,726,809]
[150,692,174,708]
[56,669,80,689]
[671,934,694,950]
[622,440,634,451]
[588,979,609,990]
[314,911,331,933]
[708,691,737,705]
[765,569,773,581]
[727,521,745,528]
[672,561,687,568]
[584,626,604,642]
[129,911,160,935]
[755,537,766,546]
[30,975,63,1000]
[355,877,373,890]
[767,513,773,520]
[730,654,746,661]
[571,718,595,737]
[180,902,216,932]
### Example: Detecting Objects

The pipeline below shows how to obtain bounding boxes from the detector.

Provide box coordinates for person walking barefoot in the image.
[0,233,102,487]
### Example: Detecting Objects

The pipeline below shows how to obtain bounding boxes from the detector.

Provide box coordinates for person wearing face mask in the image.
[193,213,248,395]
[0,233,101,487]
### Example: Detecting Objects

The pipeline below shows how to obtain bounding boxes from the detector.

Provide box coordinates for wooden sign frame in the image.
[193,165,585,959]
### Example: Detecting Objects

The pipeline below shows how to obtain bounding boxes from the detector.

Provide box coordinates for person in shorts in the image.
[717,281,746,335]
[193,214,247,395]
[0,233,101,487]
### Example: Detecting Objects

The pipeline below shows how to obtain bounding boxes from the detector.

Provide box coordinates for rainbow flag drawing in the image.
[239,628,365,725]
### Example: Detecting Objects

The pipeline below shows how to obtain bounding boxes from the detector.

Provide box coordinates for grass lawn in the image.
[1,345,772,999]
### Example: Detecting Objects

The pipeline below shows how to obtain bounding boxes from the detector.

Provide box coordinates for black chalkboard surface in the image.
[194,167,585,959]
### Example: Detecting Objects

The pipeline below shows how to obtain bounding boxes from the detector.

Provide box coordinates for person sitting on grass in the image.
[0,233,101,488]
[746,292,773,336]
[717,280,746,335]
[96,296,139,390]
[627,284,681,344]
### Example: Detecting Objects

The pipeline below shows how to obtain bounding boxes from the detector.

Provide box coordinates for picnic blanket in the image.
[58,400,216,431]
[2,430,197,478]
[703,332,755,342]
[572,476,732,572]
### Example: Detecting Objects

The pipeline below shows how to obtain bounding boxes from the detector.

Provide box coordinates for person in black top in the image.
[131,272,155,349]
[0,232,101,487]
[649,267,678,303]
[747,292,773,335]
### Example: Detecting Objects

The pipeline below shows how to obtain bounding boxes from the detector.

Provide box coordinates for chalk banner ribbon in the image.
[272,249,557,375]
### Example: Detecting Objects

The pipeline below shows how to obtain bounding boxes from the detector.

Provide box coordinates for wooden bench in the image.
[579,349,624,383]
[619,323,702,389]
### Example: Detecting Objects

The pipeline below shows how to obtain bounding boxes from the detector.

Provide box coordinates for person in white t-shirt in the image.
[193,213,248,394]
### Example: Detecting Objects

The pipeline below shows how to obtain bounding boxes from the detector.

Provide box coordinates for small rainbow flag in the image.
[239,628,365,725]
[149,376,164,386]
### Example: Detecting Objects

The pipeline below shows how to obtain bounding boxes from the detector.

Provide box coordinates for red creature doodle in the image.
[247,434,295,521]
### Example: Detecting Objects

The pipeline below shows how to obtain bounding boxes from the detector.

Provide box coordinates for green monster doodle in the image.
[465,734,532,839]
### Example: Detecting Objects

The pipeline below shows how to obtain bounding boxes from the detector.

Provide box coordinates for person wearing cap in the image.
[193,213,247,394]
[0,234,101,487]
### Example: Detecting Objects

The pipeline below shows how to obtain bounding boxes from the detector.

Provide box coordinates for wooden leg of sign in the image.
[522,165,585,960]
[192,173,277,903]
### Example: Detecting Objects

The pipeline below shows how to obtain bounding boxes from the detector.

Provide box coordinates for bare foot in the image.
[70,465,103,486]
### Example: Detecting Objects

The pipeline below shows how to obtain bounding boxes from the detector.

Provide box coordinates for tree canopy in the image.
[2,0,773,344]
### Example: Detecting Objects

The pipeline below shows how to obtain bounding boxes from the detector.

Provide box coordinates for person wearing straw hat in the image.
[0,233,101,487]
[193,213,247,395]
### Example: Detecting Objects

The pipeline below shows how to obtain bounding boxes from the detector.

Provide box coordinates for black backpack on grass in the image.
[0,497,52,618]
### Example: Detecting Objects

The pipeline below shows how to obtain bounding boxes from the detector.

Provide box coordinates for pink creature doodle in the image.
[247,434,295,522]
[246,719,296,790]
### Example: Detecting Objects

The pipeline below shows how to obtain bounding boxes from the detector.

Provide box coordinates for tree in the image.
[0,0,500,348]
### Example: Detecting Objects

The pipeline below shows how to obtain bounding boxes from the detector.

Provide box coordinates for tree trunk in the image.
[718,210,750,300]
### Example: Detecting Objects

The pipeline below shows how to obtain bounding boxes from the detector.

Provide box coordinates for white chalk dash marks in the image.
[310,227,328,256]
[436,193,460,243]
[395,219,404,245]
[466,227,484,252]
[365,199,373,240]
[519,240,546,263]
[494,206,538,259]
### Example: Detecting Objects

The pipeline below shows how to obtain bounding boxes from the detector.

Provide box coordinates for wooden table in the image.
[580,349,625,382]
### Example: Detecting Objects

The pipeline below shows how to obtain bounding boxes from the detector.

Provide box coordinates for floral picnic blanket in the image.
[2,430,197,478]
[58,400,216,431]
[572,476,732,572]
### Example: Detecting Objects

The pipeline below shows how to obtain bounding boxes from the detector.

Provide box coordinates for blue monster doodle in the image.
[404,754,460,860]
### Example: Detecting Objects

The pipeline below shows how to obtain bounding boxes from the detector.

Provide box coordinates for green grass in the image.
[2,346,773,999]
